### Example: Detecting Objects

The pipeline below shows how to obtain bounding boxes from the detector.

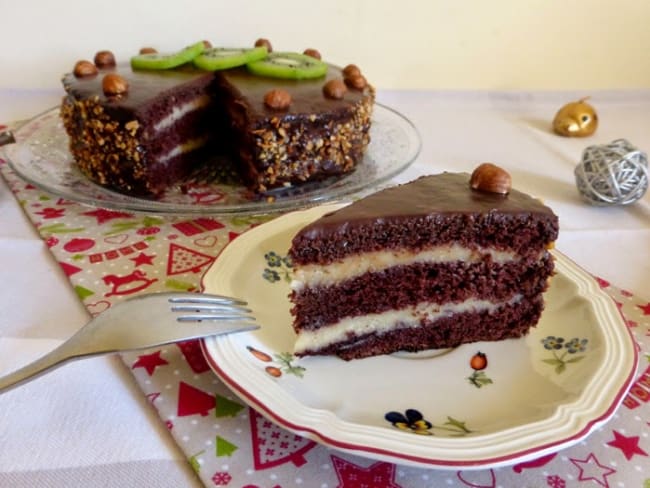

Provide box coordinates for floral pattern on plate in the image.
[540,336,589,374]
[246,346,306,379]
[385,409,473,437]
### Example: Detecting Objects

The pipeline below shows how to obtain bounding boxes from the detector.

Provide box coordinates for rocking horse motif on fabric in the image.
[102,269,158,297]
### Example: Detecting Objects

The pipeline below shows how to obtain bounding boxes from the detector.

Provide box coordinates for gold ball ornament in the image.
[552,98,598,137]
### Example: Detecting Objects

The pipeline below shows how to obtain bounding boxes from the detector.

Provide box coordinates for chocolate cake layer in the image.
[61,62,374,195]
[295,296,544,360]
[291,256,554,330]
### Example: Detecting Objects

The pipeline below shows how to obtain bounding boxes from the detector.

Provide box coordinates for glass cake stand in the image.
[3,103,421,215]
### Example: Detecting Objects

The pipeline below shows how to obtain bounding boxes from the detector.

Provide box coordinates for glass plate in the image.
[200,204,638,470]
[3,104,420,215]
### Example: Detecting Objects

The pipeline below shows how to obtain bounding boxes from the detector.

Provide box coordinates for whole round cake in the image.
[60,40,375,196]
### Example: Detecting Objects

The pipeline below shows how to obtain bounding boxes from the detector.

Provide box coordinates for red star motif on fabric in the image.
[132,350,169,376]
[570,453,616,487]
[331,455,400,488]
[637,302,650,315]
[82,208,134,224]
[35,207,66,219]
[606,430,648,460]
[130,252,156,266]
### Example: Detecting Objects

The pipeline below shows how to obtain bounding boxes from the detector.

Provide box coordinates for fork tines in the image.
[176,314,256,323]
[168,294,255,324]
[171,304,253,314]
[168,294,247,306]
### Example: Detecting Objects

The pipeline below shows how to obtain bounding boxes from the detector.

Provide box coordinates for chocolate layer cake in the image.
[61,60,373,196]
[288,170,559,360]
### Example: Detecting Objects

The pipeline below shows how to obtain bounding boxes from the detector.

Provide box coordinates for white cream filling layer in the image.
[153,95,211,132]
[158,136,209,164]
[294,295,522,353]
[291,244,518,290]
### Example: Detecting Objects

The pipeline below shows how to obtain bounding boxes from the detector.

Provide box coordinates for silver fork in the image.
[0,292,258,394]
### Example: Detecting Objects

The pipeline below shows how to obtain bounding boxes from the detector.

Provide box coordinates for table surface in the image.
[1,88,649,487]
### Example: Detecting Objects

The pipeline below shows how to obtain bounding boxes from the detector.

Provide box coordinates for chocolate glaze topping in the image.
[297,173,558,239]
[62,63,368,118]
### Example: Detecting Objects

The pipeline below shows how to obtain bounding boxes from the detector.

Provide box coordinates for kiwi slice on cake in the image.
[130,41,206,70]
[193,46,268,71]
[247,52,328,79]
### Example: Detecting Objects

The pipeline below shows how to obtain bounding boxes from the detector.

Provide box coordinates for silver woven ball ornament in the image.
[574,139,649,205]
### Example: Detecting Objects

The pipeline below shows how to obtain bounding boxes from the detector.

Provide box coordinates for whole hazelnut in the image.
[254,38,273,53]
[202,40,213,49]
[264,89,292,110]
[73,60,98,78]
[94,50,116,68]
[342,64,361,78]
[303,48,321,60]
[323,79,347,100]
[102,73,129,97]
[470,163,512,195]
[139,47,157,55]
[344,73,367,90]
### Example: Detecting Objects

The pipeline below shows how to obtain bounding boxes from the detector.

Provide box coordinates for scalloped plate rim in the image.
[200,203,638,469]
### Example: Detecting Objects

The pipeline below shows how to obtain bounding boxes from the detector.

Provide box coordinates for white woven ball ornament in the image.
[575,139,649,205]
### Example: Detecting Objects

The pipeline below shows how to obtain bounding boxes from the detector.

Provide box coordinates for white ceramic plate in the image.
[200,204,638,469]
[3,104,420,215]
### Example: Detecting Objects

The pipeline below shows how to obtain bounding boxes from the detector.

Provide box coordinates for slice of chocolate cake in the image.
[61,67,218,195]
[215,68,373,192]
[288,166,559,360]
[60,50,374,196]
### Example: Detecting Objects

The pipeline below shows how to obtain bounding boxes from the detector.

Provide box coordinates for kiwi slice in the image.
[193,46,268,71]
[130,41,205,70]
[247,52,327,79]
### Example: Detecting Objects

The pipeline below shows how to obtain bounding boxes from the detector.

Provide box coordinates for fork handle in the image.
[0,340,90,394]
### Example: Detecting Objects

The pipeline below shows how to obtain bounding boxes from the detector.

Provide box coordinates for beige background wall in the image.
[2,0,649,91]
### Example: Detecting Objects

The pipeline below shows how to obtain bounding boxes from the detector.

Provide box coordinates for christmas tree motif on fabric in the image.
[249,408,317,469]
[177,382,216,417]
[167,243,215,275]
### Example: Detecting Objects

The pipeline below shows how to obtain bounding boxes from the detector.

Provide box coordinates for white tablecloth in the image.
[1,88,648,486]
